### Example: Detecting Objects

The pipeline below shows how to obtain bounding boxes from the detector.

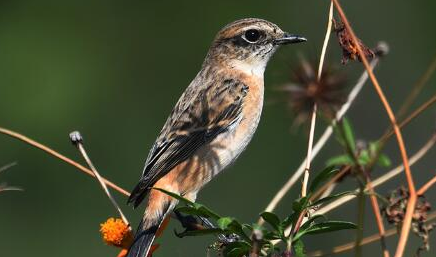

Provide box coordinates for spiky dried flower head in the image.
[332,18,375,65]
[100,218,133,248]
[280,58,346,125]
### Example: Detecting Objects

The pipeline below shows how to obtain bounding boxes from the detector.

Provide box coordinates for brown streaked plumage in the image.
[127,18,306,257]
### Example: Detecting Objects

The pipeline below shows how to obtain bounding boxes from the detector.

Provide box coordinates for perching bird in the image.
[127,18,306,257]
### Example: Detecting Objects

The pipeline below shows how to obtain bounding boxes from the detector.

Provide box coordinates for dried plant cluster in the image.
[383,187,435,256]
[1,1,436,257]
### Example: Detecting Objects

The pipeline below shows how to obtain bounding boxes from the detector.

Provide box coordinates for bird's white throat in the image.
[229,59,268,78]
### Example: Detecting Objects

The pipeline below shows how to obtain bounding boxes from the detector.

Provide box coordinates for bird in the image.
[126,18,306,257]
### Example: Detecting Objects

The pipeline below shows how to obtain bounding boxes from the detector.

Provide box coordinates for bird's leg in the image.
[172,210,239,244]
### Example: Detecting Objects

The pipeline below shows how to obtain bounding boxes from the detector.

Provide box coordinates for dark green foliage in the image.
[154,166,357,257]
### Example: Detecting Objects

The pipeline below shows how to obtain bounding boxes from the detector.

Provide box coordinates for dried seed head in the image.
[333,18,375,65]
[280,58,347,125]
[382,187,434,256]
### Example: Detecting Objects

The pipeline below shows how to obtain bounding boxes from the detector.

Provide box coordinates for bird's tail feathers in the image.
[126,204,171,257]
[128,180,151,209]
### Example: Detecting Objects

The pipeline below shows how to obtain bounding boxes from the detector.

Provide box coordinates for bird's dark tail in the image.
[127,204,171,257]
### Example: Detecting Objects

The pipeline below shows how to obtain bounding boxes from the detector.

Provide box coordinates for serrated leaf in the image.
[309,191,356,207]
[309,166,339,193]
[260,212,281,231]
[326,155,354,167]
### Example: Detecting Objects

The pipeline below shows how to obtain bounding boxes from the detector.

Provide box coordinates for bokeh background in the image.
[1,1,436,256]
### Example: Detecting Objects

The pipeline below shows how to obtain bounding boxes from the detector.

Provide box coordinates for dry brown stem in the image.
[0,126,130,196]
[331,1,416,256]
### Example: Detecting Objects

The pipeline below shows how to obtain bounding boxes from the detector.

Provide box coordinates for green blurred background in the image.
[1,1,435,256]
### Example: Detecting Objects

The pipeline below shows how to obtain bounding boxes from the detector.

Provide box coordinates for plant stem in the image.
[396,53,436,119]
[331,2,416,256]
[354,188,365,257]
[260,57,381,222]
[0,126,130,196]
[301,104,318,197]
[301,1,333,198]
[307,210,436,257]
[70,131,131,229]
[417,172,436,195]
[314,133,436,216]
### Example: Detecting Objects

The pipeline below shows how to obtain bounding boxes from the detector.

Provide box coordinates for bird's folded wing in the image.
[128,78,248,207]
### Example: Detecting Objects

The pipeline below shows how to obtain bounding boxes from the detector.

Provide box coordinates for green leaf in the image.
[282,212,299,230]
[357,150,370,166]
[217,217,235,230]
[377,154,391,167]
[263,231,282,240]
[298,214,326,232]
[294,221,357,241]
[216,217,249,241]
[369,141,380,154]
[155,188,221,219]
[152,187,194,205]
[309,166,339,193]
[174,206,206,217]
[342,118,356,152]
[326,154,353,167]
[195,205,221,219]
[292,197,309,213]
[260,212,281,231]
[309,191,356,207]
[223,242,251,257]
[294,239,306,257]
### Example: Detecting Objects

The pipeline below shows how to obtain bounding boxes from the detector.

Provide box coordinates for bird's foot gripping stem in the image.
[173,210,240,244]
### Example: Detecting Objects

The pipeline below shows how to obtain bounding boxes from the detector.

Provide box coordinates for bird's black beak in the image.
[274,33,307,45]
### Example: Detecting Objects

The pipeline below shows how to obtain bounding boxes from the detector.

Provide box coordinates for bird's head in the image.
[205,18,306,76]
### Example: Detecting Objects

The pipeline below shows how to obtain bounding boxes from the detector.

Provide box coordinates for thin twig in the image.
[70,131,131,229]
[315,132,436,216]
[0,126,130,196]
[364,174,390,257]
[417,171,436,195]
[396,53,436,119]
[354,189,365,257]
[307,211,436,257]
[0,162,18,173]
[381,92,436,142]
[301,104,318,197]
[301,1,333,198]
[331,2,416,257]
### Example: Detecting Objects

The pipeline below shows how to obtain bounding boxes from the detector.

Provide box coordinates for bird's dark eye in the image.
[244,29,261,43]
